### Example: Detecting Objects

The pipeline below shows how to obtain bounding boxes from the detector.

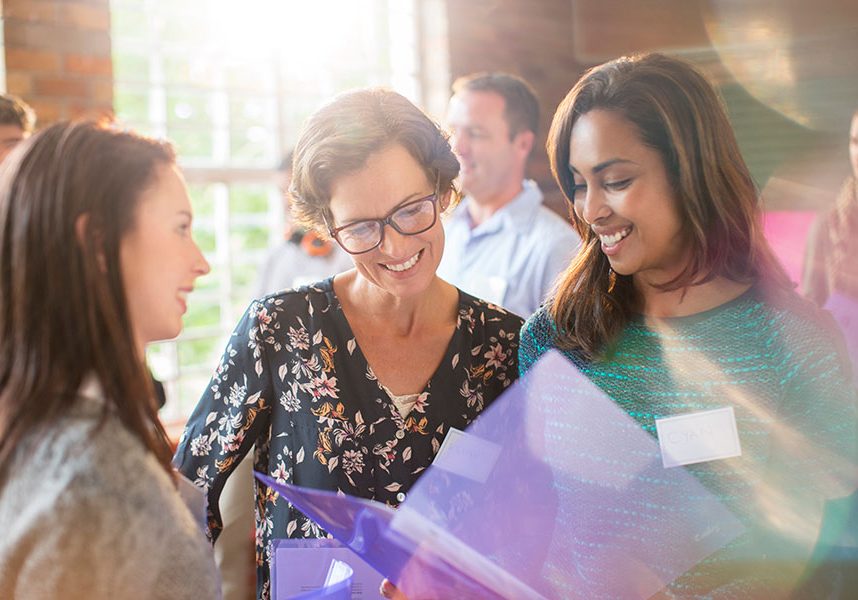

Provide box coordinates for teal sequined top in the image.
[520,287,857,597]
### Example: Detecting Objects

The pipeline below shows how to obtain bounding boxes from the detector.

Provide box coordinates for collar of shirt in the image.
[448,179,543,238]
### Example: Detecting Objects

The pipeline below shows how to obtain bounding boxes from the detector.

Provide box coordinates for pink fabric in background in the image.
[762,211,817,287]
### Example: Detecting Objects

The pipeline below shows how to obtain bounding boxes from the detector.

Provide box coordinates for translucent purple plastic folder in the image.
[256,350,745,599]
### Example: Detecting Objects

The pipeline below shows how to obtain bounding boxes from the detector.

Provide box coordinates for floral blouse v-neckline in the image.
[175,277,524,600]
[328,283,462,420]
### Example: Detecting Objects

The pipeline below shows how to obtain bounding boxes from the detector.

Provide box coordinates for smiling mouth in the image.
[599,227,632,248]
[384,250,422,272]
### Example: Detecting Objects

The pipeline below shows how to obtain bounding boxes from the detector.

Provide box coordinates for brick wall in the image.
[2,0,113,125]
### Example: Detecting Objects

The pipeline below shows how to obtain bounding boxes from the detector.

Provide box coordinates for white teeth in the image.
[599,227,631,247]
[385,251,421,272]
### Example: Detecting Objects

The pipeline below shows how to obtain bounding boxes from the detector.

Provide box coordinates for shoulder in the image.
[752,285,841,338]
[2,415,213,576]
[535,203,576,232]
[63,418,220,589]
[521,305,556,338]
[516,204,579,253]
[248,279,337,324]
[748,285,851,372]
[521,179,577,238]
[50,409,181,512]
[518,306,564,374]
[257,277,334,304]
[459,288,525,332]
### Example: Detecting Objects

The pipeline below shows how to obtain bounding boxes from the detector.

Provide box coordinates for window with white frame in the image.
[110,0,434,425]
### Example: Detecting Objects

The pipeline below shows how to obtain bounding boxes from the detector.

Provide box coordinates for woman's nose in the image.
[193,242,211,276]
[576,187,611,225]
[378,224,411,257]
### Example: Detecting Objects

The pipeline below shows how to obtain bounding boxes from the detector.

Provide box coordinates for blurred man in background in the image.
[439,72,579,318]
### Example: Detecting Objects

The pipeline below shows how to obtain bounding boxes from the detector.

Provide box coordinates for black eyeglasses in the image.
[327,186,441,255]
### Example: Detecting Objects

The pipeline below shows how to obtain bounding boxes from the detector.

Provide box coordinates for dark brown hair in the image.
[0,121,176,477]
[290,88,460,235]
[0,94,36,134]
[546,53,792,360]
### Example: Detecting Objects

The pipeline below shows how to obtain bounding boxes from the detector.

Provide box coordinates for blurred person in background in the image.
[0,121,217,599]
[175,88,523,600]
[802,108,858,305]
[802,108,858,392]
[0,94,35,164]
[439,72,579,318]
[520,53,856,598]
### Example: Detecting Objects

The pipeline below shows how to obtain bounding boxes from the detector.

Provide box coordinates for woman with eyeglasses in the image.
[174,88,524,600]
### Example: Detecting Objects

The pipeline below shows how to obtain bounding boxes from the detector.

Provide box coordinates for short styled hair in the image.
[452,72,540,138]
[290,88,460,235]
[0,94,36,133]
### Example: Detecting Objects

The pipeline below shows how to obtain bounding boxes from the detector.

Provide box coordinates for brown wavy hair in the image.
[290,88,460,236]
[0,121,177,478]
[546,53,791,360]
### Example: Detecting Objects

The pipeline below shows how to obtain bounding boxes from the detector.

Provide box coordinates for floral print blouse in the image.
[174,278,523,600]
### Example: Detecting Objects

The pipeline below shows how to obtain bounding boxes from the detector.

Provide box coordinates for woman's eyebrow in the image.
[569,158,638,175]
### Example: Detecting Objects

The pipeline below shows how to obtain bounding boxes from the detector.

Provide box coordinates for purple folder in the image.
[256,350,745,599]
[271,539,380,600]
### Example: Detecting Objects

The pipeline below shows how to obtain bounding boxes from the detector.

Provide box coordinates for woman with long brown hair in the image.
[520,53,856,597]
[0,121,218,598]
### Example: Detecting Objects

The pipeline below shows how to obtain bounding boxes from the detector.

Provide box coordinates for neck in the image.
[466,179,525,227]
[337,273,455,336]
[635,275,751,318]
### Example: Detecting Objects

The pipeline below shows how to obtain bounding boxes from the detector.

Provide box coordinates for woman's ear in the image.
[75,213,107,272]
[439,188,454,213]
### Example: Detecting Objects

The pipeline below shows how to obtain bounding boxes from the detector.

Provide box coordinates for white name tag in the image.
[655,407,742,468]
[433,427,501,483]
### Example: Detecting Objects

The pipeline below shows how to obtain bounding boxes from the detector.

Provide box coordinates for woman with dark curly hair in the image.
[175,88,524,599]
